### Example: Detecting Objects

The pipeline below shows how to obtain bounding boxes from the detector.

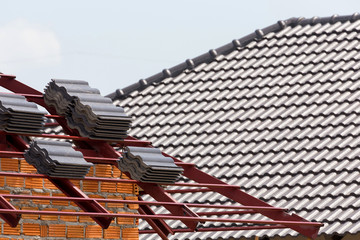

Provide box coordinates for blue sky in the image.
[0,0,359,95]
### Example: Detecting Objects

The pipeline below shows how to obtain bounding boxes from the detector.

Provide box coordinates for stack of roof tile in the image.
[24,140,93,178]
[118,146,182,183]
[0,93,45,134]
[44,79,132,140]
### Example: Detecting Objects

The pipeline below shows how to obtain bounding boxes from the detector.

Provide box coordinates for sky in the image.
[0,0,359,96]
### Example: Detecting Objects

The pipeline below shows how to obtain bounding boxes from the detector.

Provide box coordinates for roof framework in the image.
[0,74,322,239]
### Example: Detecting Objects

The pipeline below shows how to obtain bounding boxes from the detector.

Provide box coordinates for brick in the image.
[43,179,57,190]
[67,225,84,238]
[19,160,36,173]
[3,223,21,235]
[0,189,10,194]
[22,223,40,236]
[104,226,120,239]
[120,172,131,179]
[117,212,135,225]
[101,181,117,193]
[6,176,24,188]
[112,167,121,178]
[11,190,31,205]
[48,224,66,237]
[78,215,92,223]
[82,180,99,192]
[85,225,103,238]
[40,208,59,221]
[86,166,94,177]
[40,225,48,237]
[125,196,139,210]
[32,192,50,205]
[122,228,139,240]
[25,177,43,189]
[60,209,78,222]
[88,194,106,207]
[70,179,81,189]
[107,195,124,208]
[134,184,140,195]
[0,176,5,187]
[95,164,112,178]
[52,193,69,206]
[1,158,19,171]
[21,206,39,220]
[117,183,135,194]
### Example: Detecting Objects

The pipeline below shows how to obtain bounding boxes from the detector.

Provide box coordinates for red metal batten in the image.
[141,225,289,234]
[0,208,323,227]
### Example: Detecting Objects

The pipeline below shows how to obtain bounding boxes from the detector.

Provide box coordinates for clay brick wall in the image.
[0,157,139,240]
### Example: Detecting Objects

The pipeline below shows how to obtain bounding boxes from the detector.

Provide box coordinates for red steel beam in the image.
[0,196,20,227]
[138,196,173,240]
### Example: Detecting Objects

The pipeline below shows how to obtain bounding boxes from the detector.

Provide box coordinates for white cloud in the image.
[0,19,61,71]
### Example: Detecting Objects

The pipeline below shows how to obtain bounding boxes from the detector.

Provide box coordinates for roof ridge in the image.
[108,13,360,100]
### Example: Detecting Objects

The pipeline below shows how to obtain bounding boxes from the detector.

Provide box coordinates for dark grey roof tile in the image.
[112,14,360,239]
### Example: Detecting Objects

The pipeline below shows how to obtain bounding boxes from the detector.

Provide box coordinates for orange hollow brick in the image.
[0,176,5,187]
[40,225,48,238]
[1,158,19,171]
[122,228,139,240]
[106,195,125,208]
[19,160,36,173]
[78,214,93,223]
[6,176,24,188]
[117,183,135,194]
[86,166,94,177]
[104,226,120,239]
[100,181,117,193]
[112,166,121,178]
[67,225,85,238]
[25,177,43,189]
[95,164,112,178]
[88,194,106,207]
[52,193,69,206]
[22,223,41,236]
[21,206,39,220]
[43,179,58,190]
[125,196,139,210]
[40,208,59,221]
[60,209,78,222]
[32,192,51,205]
[85,225,103,238]
[70,179,81,189]
[3,223,21,235]
[82,180,99,192]
[116,212,135,225]
[48,224,66,237]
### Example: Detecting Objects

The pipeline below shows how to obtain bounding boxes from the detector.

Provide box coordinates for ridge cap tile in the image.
[109,13,360,100]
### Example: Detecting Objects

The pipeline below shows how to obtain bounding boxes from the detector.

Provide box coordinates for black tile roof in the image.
[112,14,360,239]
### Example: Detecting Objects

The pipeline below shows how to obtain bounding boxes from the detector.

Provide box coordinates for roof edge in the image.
[108,13,360,100]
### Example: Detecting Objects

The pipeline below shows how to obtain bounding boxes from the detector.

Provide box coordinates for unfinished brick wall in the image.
[0,157,139,240]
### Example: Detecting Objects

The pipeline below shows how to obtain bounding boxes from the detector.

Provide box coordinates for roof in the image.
[111,13,360,239]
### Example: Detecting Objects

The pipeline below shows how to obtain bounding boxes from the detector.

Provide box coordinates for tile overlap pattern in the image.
[115,17,360,239]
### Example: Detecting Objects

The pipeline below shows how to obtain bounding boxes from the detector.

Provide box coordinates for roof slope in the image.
[112,14,360,239]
